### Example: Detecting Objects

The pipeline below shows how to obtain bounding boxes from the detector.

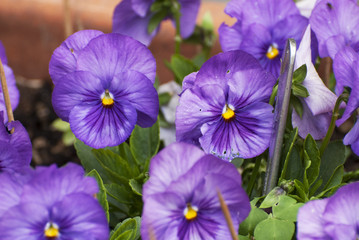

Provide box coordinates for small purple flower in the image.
[297,181,359,239]
[50,31,159,149]
[176,51,275,160]
[112,0,201,46]
[0,163,109,240]
[292,26,338,139]
[0,41,19,122]
[0,111,32,175]
[141,142,250,240]
[219,0,308,78]
[310,0,359,59]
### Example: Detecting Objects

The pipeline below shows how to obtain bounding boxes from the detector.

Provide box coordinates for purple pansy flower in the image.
[50,31,159,149]
[0,41,19,122]
[0,111,32,175]
[176,50,275,160]
[292,26,338,139]
[219,0,308,78]
[0,163,109,240]
[310,0,359,59]
[141,142,250,240]
[297,181,359,239]
[112,0,201,46]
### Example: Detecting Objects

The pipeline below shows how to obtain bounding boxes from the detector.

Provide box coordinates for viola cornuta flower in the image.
[0,112,32,175]
[297,181,359,239]
[292,26,338,139]
[219,0,308,78]
[310,0,359,59]
[112,0,200,46]
[50,31,159,149]
[141,142,250,240]
[176,50,275,160]
[0,41,19,121]
[0,163,109,240]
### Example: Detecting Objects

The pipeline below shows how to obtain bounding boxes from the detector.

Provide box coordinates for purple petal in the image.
[224,0,246,20]
[343,119,359,156]
[292,101,331,140]
[322,182,359,239]
[51,193,109,239]
[0,41,8,65]
[143,142,206,197]
[181,71,198,94]
[200,102,274,160]
[131,0,154,17]
[52,71,103,121]
[112,0,158,46]
[297,198,329,240]
[21,163,99,208]
[77,33,156,84]
[175,84,225,146]
[0,65,19,122]
[0,173,23,217]
[218,22,243,52]
[110,70,159,128]
[49,29,104,84]
[69,101,137,149]
[178,0,200,38]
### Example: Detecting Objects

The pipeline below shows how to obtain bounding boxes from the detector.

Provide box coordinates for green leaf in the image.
[118,142,138,170]
[129,179,143,196]
[148,10,167,33]
[314,140,346,194]
[106,183,136,204]
[238,235,251,240]
[292,83,310,98]
[62,130,75,146]
[130,120,160,171]
[87,169,110,222]
[254,218,295,240]
[293,179,308,202]
[291,96,304,118]
[158,92,172,106]
[259,187,286,208]
[232,158,244,169]
[279,128,298,182]
[92,149,137,185]
[272,195,304,222]
[165,54,199,85]
[303,134,321,187]
[74,139,111,183]
[239,205,268,235]
[51,118,71,132]
[110,217,141,240]
[292,64,307,84]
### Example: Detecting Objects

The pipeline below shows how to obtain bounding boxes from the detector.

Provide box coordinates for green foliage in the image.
[110,217,141,240]
[165,54,199,85]
[254,217,295,240]
[51,118,75,146]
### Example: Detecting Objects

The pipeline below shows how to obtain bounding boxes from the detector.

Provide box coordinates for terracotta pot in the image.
[0,0,233,83]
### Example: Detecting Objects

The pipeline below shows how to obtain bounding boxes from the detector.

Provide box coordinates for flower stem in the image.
[246,156,262,197]
[319,93,348,156]
[217,189,239,240]
[269,84,278,105]
[0,59,14,133]
[172,1,182,54]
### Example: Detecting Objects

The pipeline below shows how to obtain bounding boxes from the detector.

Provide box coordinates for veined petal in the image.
[0,173,23,217]
[77,33,156,85]
[49,29,104,84]
[218,22,243,52]
[200,102,273,160]
[343,119,359,155]
[178,0,200,38]
[69,100,137,149]
[181,71,198,94]
[52,71,103,121]
[113,0,158,46]
[176,84,225,146]
[110,70,159,128]
[144,142,206,197]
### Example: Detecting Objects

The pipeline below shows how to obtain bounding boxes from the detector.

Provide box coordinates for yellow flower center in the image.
[184,204,198,221]
[101,89,114,107]
[44,222,60,238]
[222,104,235,121]
[266,44,279,59]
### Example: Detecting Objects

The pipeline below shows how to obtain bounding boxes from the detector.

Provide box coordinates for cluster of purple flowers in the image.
[297,181,359,239]
[112,0,200,45]
[141,142,250,240]
[0,163,109,240]
[0,41,19,122]
[50,30,159,149]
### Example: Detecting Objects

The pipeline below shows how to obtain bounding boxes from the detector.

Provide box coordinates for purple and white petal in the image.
[113,0,158,46]
[77,33,156,84]
[110,70,159,128]
[49,29,103,84]
[69,101,137,149]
